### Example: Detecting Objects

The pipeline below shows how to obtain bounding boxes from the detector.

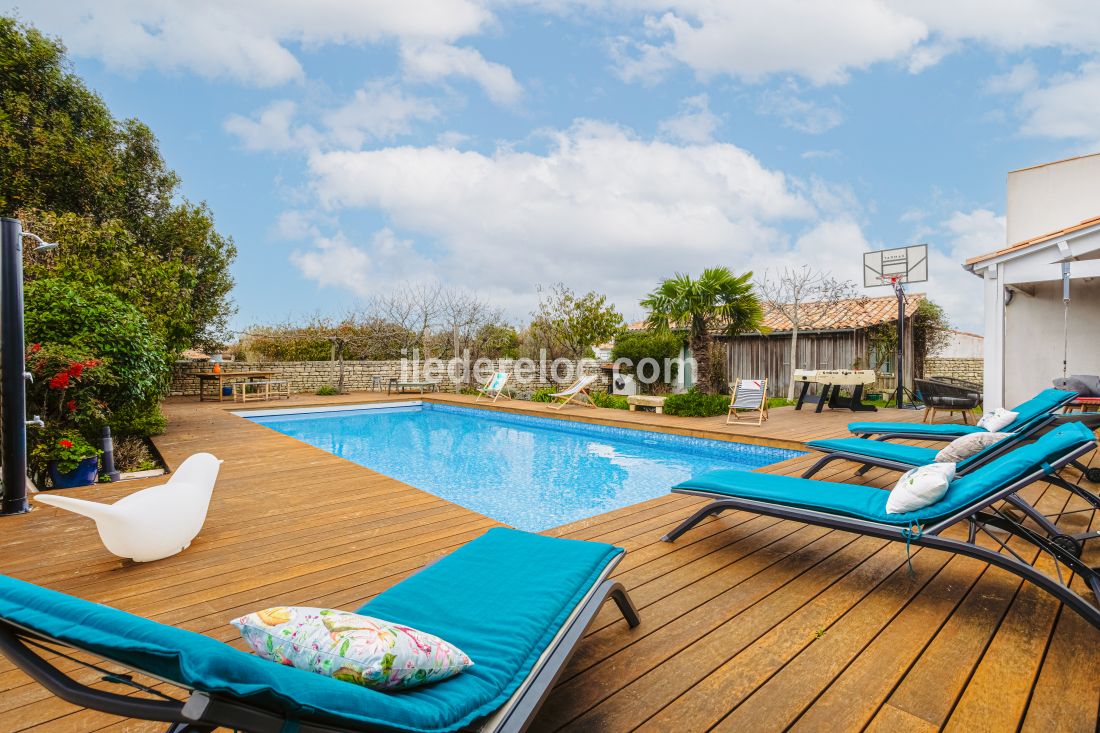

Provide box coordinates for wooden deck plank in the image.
[0,391,1094,733]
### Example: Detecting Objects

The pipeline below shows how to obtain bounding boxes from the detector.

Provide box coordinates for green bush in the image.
[610,330,684,393]
[25,278,170,409]
[663,389,730,417]
[109,401,167,438]
[315,385,339,396]
[589,391,630,410]
[531,388,555,403]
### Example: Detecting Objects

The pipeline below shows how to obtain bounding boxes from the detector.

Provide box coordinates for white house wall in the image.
[1003,279,1100,406]
[1006,154,1100,243]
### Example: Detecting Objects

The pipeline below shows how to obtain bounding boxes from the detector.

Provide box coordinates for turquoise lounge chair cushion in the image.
[0,528,622,733]
[676,422,1094,527]
[805,436,1006,472]
[846,421,985,437]
[848,388,1075,437]
[805,438,938,466]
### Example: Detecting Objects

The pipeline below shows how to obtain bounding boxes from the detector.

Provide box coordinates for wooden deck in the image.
[0,393,1097,732]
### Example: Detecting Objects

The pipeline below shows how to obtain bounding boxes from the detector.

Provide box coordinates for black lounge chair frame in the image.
[662,441,1100,630]
[0,569,639,733]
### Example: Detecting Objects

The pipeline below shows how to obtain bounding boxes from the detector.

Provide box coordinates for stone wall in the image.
[170,359,612,398]
[923,357,983,386]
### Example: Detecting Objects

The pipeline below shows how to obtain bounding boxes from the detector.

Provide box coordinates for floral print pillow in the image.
[231,607,473,690]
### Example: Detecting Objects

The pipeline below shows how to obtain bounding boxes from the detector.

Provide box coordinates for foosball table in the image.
[792,369,878,412]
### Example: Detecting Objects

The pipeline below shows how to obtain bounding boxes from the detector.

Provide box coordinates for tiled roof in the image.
[759,293,924,332]
[626,294,924,335]
[965,214,1100,266]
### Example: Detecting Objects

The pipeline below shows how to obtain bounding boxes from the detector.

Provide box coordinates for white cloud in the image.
[22,0,494,86]
[290,227,430,293]
[224,100,321,152]
[304,119,820,310]
[290,232,374,295]
[400,42,523,106]
[920,208,1006,332]
[985,60,1040,94]
[757,87,843,134]
[605,1,1100,86]
[611,0,927,85]
[657,93,721,143]
[225,84,440,153]
[323,83,441,148]
[1017,61,1100,147]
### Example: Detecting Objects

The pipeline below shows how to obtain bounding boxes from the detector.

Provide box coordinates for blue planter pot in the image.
[49,456,100,489]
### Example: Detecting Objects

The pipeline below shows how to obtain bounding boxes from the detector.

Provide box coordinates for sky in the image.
[10,1,1100,335]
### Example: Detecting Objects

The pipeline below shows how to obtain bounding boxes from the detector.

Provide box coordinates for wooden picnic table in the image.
[191,370,276,402]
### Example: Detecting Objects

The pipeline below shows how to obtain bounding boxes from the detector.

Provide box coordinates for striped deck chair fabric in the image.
[727,378,768,425]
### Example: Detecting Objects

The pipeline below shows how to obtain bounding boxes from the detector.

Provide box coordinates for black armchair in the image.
[916,377,982,424]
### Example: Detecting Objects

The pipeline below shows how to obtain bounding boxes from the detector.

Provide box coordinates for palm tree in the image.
[641,267,764,394]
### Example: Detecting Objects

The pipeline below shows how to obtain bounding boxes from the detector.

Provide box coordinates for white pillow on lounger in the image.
[935,431,1012,463]
[886,463,956,514]
[976,407,1018,432]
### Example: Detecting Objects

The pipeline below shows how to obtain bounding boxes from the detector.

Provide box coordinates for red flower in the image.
[84,359,99,367]
[58,439,73,449]
[29,343,41,353]
[68,362,84,378]
[48,372,71,389]
[66,400,77,412]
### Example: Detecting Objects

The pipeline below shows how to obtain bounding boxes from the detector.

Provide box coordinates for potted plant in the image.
[37,433,102,489]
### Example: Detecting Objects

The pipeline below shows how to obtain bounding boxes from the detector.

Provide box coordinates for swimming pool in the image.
[244,403,802,532]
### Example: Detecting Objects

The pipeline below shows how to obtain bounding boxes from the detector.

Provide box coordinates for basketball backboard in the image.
[863,244,928,288]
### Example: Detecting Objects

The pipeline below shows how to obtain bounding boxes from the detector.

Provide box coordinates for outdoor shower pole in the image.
[0,217,30,515]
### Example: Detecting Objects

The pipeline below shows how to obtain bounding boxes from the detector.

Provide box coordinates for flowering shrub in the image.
[24,343,109,481]
[31,431,101,474]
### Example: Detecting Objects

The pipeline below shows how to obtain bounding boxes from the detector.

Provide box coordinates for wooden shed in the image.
[724,294,924,398]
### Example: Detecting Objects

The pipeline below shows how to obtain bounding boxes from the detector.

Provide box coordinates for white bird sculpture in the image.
[34,453,222,562]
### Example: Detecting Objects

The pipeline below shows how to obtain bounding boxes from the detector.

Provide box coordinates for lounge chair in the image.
[661,423,1100,629]
[33,453,222,562]
[803,413,1057,480]
[548,375,598,410]
[802,419,1100,550]
[476,372,511,403]
[847,388,1077,441]
[727,378,768,425]
[0,528,639,733]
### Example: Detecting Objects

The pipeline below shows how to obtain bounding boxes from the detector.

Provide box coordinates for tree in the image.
[642,267,763,394]
[756,266,859,399]
[1,18,237,352]
[610,330,685,394]
[528,283,624,360]
[912,299,952,378]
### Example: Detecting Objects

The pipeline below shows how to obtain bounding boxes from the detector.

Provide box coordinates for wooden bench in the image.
[233,380,290,403]
[627,395,666,414]
[388,380,440,394]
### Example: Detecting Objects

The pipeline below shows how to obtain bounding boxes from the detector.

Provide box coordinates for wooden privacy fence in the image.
[724,329,915,397]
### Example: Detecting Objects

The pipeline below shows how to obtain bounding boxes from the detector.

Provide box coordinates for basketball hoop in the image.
[863,245,928,410]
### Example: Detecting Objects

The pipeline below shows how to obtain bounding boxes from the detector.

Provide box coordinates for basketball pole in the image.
[893,277,905,409]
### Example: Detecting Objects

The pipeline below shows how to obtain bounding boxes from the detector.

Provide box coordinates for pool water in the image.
[246,403,801,532]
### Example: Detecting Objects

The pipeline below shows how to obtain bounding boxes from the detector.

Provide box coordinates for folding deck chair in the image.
[727,378,768,425]
[661,423,1100,629]
[476,372,511,403]
[0,528,639,733]
[548,375,598,410]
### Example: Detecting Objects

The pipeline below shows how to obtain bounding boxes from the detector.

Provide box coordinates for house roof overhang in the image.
[962,215,1100,286]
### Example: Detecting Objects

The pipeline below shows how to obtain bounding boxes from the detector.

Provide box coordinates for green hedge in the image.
[662,389,729,417]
